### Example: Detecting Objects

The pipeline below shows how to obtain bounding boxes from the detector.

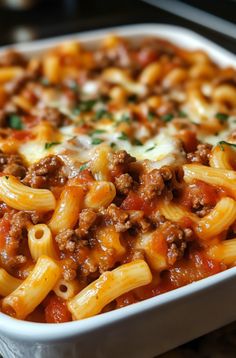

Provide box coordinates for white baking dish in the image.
[0,24,236,358]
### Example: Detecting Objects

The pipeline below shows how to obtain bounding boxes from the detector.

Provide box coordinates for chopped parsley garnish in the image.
[110,142,116,148]
[178,110,187,118]
[117,113,132,124]
[215,112,229,121]
[133,138,143,146]
[45,142,61,150]
[94,109,111,121]
[147,111,155,122]
[89,129,106,136]
[79,163,88,172]
[91,138,104,145]
[145,145,156,152]
[218,141,236,151]
[8,115,23,130]
[73,99,97,114]
[118,132,129,141]
[161,113,174,122]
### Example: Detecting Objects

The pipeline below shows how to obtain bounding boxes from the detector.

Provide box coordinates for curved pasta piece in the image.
[187,88,211,122]
[43,55,61,84]
[183,164,236,200]
[28,224,57,261]
[53,278,80,300]
[2,256,61,320]
[85,181,116,209]
[49,186,84,235]
[210,144,235,170]
[0,175,56,211]
[0,67,23,83]
[213,85,236,107]
[96,226,125,257]
[139,62,162,85]
[163,68,187,88]
[90,145,111,181]
[0,269,22,297]
[196,197,236,240]
[135,231,168,271]
[67,260,152,320]
[158,200,199,223]
[102,68,146,96]
[207,238,236,265]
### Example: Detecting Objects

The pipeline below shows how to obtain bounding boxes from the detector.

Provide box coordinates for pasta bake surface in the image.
[0,34,235,323]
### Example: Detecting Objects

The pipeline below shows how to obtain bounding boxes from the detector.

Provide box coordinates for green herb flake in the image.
[44,142,61,150]
[161,113,174,122]
[117,113,132,125]
[178,110,187,118]
[110,142,116,148]
[118,132,129,141]
[5,176,9,180]
[145,146,156,152]
[73,99,97,114]
[91,138,104,145]
[215,112,229,121]
[147,111,155,122]
[8,115,23,130]
[94,109,111,121]
[89,129,106,136]
[133,138,143,146]
[79,163,88,172]
[218,141,236,151]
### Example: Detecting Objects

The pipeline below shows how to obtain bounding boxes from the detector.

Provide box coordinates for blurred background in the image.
[0,0,236,357]
[0,0,235,53]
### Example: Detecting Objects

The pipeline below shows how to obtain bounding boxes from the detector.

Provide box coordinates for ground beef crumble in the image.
[0,150,26,179]
[55,209,98,253]
[187,143,212,165]
[161,220,193,265]
[23,155,67,189]
[105,203,150,233]
[148,212,193,265]
[108,150,136,174]
[139,166,174,201]
[37,107,71,128]
[0,211,32,270]
[5,72,36,96]
[115,173,134,195]
[0,50,26,67]
[75,208,98,237]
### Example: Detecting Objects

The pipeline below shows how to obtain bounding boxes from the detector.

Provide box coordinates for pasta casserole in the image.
[0,34,236,323]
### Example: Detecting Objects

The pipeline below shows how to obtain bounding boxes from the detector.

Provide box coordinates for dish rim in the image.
[0,22,236,342]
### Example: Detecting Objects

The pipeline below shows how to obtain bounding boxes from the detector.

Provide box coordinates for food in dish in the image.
[0,34,236,323]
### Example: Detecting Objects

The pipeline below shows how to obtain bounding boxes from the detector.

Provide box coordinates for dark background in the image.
[0,0,235,53]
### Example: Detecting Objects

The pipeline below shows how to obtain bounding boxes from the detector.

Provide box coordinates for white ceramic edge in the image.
[0,23,236,343]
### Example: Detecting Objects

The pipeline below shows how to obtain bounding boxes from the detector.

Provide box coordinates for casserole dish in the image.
[0,23,236,358]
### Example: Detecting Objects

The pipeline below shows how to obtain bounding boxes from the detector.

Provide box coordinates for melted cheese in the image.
[198,116,236,145]
[18,120,185,171]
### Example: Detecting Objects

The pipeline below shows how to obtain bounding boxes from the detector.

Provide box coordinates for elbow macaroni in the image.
[67,260,152,320]
[2,256,60,319]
